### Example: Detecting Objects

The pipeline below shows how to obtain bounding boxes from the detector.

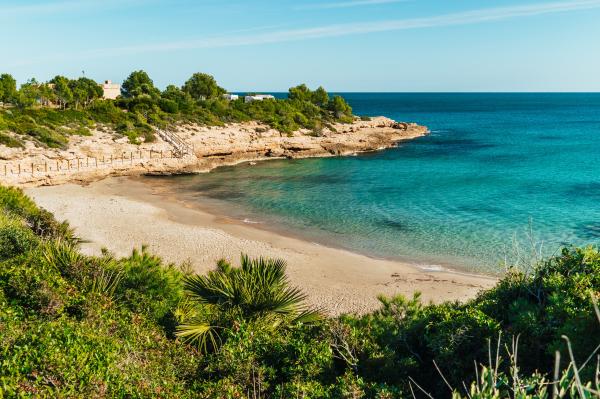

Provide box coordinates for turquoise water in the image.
[152,93,600,273]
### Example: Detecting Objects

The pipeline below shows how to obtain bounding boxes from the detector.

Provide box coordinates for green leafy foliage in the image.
[1,72,357,149]
[0,187,199,397]
[0,132,23,147]
[120,70,161,99]
[0,74,17,104]
[182,72,226,100]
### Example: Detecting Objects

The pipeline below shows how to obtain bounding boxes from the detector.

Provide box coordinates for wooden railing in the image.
[155,128,194,157]
[0,149,186,178]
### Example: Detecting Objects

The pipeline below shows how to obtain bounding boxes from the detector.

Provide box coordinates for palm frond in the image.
[89,267,123,298]
[176,322,221,353]
[216,258,232,274]
[178,253,318,350]
[292,307,324,324]
[266,286,308,315]
[41,238,84,274]
[172,298,200,324]
[183,272,236,305]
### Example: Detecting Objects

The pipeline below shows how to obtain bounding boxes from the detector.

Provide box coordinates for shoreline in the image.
[138,172,497,277]
[26,177,497,315]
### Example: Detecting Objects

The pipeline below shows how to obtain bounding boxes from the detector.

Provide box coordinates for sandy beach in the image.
[26,177,497,315]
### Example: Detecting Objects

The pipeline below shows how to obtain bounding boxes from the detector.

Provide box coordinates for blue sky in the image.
[1,0,599,91]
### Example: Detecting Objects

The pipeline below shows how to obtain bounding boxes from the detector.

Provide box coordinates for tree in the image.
[15,78,41,108]
[37,83,56,107]
[312,86,329,107]
[162,84,190,103]
[121,70,160,99]
[176,254,321,353]
[288,84,312,102]
[69,77,102,109]
[329,95,353,119]
[0,74,17,104]
[50,76,73,109]
[182,72,225,101]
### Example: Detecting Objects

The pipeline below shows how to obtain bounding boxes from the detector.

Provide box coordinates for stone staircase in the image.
[155,128,194,157]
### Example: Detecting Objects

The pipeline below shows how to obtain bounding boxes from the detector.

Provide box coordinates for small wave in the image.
[242,218,261,224]
[418,264,446,272]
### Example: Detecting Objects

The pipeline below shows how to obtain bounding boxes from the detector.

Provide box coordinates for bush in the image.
[1,77,357,148]
[159,98,179,114]
[0,132,23,147]
[340,247,600,396]
[0,215,38,261]
[116,246,185,323]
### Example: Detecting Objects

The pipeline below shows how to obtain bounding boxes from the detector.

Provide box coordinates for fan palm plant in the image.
[176,254,322,353]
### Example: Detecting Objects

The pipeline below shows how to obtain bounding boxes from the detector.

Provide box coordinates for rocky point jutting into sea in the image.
[0,116,427,187]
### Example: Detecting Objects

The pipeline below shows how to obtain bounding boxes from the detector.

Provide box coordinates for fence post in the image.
[57,160,60,171]
[45,162,48,173]
[18,164,21,175]
[86,157,89,167]
[130,152,133,165]
[31,163,34,176]
[77,158,80,170]
[160,150,163,159]
[110,155,113,165]
[3,165,6,176]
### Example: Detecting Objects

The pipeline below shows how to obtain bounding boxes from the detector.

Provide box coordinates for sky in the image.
[1,0,599,92]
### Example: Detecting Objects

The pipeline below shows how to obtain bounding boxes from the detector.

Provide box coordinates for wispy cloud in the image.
[7,0,600,67]
[0,0,142,17]
[295,0,408,10]
[83,0,600,57]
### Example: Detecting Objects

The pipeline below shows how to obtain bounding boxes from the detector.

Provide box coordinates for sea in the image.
[148,93,600,274]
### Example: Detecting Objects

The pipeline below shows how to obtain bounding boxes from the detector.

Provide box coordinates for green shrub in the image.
[0,215,38,261]
[116,246,184,324]
[0,132,23,147]
[159,98,179,114]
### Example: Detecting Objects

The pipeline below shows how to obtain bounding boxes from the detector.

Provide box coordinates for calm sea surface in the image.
[149,93,600,273]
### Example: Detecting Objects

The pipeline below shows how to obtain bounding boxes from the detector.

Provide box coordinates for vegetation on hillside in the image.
[0,71,354,148]
[0,186,598,397]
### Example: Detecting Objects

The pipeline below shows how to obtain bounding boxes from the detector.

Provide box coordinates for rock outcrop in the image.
[0,116,428,187]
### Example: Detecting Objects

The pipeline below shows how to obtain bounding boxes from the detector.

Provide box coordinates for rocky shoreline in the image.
[0,116,428,187]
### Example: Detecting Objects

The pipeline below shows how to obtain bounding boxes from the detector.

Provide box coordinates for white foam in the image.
[418,264,446,272]
[242,218,261,224]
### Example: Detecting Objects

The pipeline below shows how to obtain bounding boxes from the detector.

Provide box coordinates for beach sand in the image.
[26,177,497,315]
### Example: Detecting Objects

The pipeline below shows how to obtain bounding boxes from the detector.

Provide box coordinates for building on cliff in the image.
[222,93,239,101]
[101,80,121,100]
[244,94,275,103]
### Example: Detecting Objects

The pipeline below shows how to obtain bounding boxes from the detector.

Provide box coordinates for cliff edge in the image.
[0,116,428,187]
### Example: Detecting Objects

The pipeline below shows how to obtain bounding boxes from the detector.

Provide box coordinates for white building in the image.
[244,94,275,103]
[222,93,239,101]
[100,80,121,100]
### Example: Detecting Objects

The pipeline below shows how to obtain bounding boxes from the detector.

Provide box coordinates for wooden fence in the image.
[1,149,189,177]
